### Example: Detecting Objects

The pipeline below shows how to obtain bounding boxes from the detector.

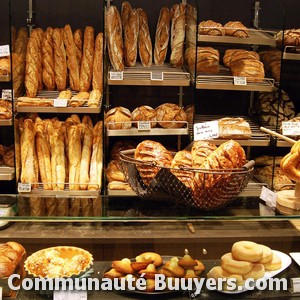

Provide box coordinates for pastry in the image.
[138,8,152,67]
[88,89,101,108]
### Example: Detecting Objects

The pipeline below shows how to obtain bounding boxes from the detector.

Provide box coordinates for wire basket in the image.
[120,149,255,210]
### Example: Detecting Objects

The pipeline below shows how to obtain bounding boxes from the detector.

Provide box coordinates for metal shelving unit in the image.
[0,119,12,126]
[282,46,300,60]
[0,166,15,181]
[0,75,10,82]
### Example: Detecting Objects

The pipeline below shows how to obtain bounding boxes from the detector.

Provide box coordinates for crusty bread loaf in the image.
[88,89,101,108]
[138,8,152,67]
[155,103,187,128]
[58,89,72,99]
[229,59,265,82]
[124,9,139,67]
[106,160,126,182]
[92,33,103,92]
[154,7,170,65]
[12,53,26,98]
[80,26,94,92]
[224,21,249,38]
[191,140,217,168]
[198,20,224,36]
[185,4,197,48]
[170,4,186,67]
[14,27,28,55]
[132,105,157,127]
[218,117,252,139]
[52,28,67,91]
[70,91,89,107]
[63,24,80,91]
[110,140,137,161]
[105,107,132,130]
[223,49,260,68]
[41,27,55,91]
[73,29,83,68]
[106,5,124,71]
[121,1,132,30]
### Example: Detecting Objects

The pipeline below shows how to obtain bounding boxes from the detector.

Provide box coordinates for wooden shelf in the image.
[0,166,15,181]
[0,119,12,126]
[0,74,10,82]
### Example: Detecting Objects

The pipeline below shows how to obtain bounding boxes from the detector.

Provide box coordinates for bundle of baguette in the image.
[259,49,281,82]
[199,20,249,38]
[23,25,103,99]
[105,103,187,130]
[0,99,12,119]
[16,114,103,191]
[223,49,265,82]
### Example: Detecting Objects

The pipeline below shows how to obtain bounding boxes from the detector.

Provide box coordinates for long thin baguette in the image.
[92,33,103,92]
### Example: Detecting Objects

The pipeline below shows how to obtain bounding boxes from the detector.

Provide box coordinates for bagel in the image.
[136,252,163,267]
[257,244,273,264]
[243,263,265,280]
[232,241,263,262]
[221,252,253,274]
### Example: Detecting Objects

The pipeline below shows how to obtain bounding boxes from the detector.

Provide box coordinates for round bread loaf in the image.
[198,20,225,36]
[110,140,137,160]
[132,105,157,128]
[105,107,132,130]
[155,103,187,128]
[134,140,173,185]
[106,160,126,182]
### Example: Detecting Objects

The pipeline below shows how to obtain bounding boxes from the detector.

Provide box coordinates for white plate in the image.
[289,252,300,267]
[221,250,291,294]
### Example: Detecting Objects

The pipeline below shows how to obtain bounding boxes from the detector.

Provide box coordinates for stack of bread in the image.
[259,49,281,82]
[199,20,249,38]
[0,144,14,167]
[0,99,12,119]
[106,1,187,69]
[207,241,282,291]
[223,49,265,81]
[105,103,187,130]
[104,250,205,292]
[16,114,103,191]
[23,25,103,100]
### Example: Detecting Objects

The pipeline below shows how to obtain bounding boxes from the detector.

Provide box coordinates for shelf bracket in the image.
[27,0,34,34]
[253,1,261,29]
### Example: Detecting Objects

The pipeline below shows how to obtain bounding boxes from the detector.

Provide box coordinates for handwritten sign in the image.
[1,89,12,101]
[194,121,219,141]
[110,71,123,80]
[282,122,300,136]
[138,121,151,131]
[260,186,277,208]
[18,183,31,193]
[0,45,9,57]
[233,76,247,86]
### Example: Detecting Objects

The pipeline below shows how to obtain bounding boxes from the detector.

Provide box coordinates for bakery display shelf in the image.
[107,63,190,86]
[0,119,12,126]
[283,46,300,60]
[16,90,102,114]
[0,74,10,82]
[193,115,270,146]
[262,124,293,148]
[0,166,15,181]
[198,28,277,47]
[107,189,135,197]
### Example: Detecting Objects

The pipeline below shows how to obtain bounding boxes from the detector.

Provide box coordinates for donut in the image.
[232,241,263,262]
[243,263,265,280]
[264,253,282,271]
[136,252,163,267]
[257,244,273,264]
[221,252,253,275]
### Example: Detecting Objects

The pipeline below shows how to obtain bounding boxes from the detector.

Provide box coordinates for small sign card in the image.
[194,121,219,140]
[1,89,12,101]
[282,122,300,136]
[53,290,87,300]
[109,71,123,81]
[233,76,247,86]
[54,98,68,107]
[0,45,10,57]
[138,121,151,131]
[18,183,31,193]
[290,278,300,294]
[151,72,164,81]
[260,186,277,208]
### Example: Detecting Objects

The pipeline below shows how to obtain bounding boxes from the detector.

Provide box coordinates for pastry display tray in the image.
[0,119,12,126]
[283,46,300,60]
[107,63,190,86]
[0,74,10,82]
[192,115,270,146]
[198,29,277,47]
[0,166,15,181]
[16,90,102,114]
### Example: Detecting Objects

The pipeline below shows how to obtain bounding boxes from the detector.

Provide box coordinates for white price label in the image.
[138,121,151,131]
[1,89,12,101]
[260,186,277,208]
[54,98,68,107]
[110,71,123,80]
[233,76,247,85]
[0,286,2,300]
[54,290,87,300]
[291,278,300,293]
[193,121,219,141]
[0,45,10,57]
[151,72,164,81]
[282,122,300,136]
[18,183,31,193]
[259,203,275,216]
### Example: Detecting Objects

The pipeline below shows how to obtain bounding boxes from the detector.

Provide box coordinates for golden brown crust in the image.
[185,4,197,48]
[223,49,260,67]
[218,117,252,139]
[105,107,132,130]
[132,105,157,127]
[229,59,265,82]
[121,1,132,30]
[14,27,28,55]
[198,20,224,36]
[80,26,95,92]
[88,89,101,108]
[138,8,152,67]
[92,33,103,92]
[191,141,217,168]
[106,160,126,182]
[70,91,89,107]
[224,21,249,38]
[73,29,83,68]
[154,7,170,65]
[155,103,187,128]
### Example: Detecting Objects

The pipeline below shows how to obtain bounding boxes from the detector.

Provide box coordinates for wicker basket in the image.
[120,149,255,210]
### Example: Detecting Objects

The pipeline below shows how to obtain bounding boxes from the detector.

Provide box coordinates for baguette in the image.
[88,89,101,108]
[14,27,28,55]
[154,7,170,65]
[92,33,103,92]
[79,26,95,92]
[185,4,197,48]
[73,29,83,68]
[121,1,132,30]
[12,52,26,98]
[14,119,21,183]
[69,91,89,107]
[138,8,152,67]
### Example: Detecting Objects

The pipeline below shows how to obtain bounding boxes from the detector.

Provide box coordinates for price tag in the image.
[110,71,123,80]
[54,98,68,107]
[290,278,300,293]
[1,89,12,101]
[193,121,219,141]
[0,45,10,57]
[54,290,87,300]
[18,183,31,193]
[151,72,164,81]
[138,121,151,131]
[0,286,2,300]
[233,76,247,85]
[260,186,277,208]
[282,122,300,136]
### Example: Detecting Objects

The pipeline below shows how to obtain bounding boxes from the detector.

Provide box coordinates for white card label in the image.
[259,203,275,216]
[193,121,219,140]
[110,71,123,80]
[1,89,12,100]
[0,45,10,57]
[233,76,247,85]
[291,278,300,293]
[18,183,31,193]
[138,121,151,131]
[54,290,87,300]
[260,186,277,208]
[0,286,2,300]
[282,122,300,136]
[151,72,164,81]
[54,98,68,107]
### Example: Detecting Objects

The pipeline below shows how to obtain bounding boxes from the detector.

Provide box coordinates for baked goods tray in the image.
[107,63,190,86]
[0,74,10,82]
[283,46,300,60]
[120,149,255,210]
[0,166,15,180]
[192,115,270,146]
[16,90,102,113]
[198,28,277,47]
[0,119,12,126]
